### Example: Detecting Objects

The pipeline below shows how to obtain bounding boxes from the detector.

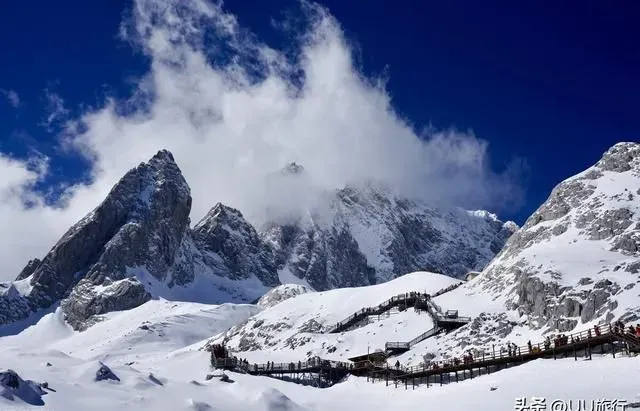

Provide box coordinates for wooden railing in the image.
[392,323,637,377]
[213,356,354,374]
[324,282,465,334]
[323,292,431,333]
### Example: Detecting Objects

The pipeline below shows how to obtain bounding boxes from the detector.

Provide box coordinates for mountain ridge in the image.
[0,151,515,330]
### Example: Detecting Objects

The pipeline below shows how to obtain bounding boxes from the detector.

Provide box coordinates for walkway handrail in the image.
[385,341,410,350]
[408,326,441,346]
[213,357,353,373]
[323,292,431,333]
[396,323,636,376]
[324,283,465,334]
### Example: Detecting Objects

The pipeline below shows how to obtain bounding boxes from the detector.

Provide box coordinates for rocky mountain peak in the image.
[0,150,195,329]
[595,142,640,173]
[193,203,280,288]
[475,141,640,332]
[281,162,305,176]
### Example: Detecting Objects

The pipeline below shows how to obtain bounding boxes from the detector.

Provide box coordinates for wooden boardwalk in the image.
[211,323,640,388]
[370,324,640,389]
[324,282,468,357]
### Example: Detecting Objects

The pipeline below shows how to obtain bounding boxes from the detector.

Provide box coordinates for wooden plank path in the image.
[210,323,640,388]
[324,282,465,336]
[371,323,640,389]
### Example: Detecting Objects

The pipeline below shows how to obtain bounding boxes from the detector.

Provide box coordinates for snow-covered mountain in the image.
[208,271,460,360]
[469,141,640,331]
[413,141,640,357]
[0,150,514,330]
[261,171,517,290]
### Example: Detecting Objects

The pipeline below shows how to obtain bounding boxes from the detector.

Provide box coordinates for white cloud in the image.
[1,89,20,108]
[0,0,525,281]
[43,90,70,131]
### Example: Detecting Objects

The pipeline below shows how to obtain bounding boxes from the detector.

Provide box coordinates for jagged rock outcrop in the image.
[476,142,640,331]
[193,204,278,287]
[257,284,313,309]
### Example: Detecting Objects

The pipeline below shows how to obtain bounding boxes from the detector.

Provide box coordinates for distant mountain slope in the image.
[261,175,517,291]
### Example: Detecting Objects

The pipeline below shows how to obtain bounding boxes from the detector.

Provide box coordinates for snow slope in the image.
[0,296,637,410]
[210,272,459,362]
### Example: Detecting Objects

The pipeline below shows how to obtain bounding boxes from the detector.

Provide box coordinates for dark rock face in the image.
[0,150,194,329]
[193,203,279,287]
[95,363,120,382]
[16,259,42,281]
[262,220,377,290]
[477,142,640,331]
[63,278,152,330]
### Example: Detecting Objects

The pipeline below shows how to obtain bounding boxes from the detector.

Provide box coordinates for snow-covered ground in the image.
[0,294,637,410]
[211,272,458,363]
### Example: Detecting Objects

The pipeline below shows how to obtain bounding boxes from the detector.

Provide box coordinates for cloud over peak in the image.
[0,0,525,280]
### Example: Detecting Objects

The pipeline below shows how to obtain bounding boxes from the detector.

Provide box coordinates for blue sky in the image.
[0,0,638,233]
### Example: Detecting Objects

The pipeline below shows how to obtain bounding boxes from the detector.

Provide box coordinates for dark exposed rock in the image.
[596,142,640,172]
[193,203,279,287]
[95,363,120,382]
[63,278,152,330]
[16,259,42,281]
[262,183,516,289]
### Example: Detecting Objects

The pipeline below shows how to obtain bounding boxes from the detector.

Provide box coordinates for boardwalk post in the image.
[455,371,458,382]
[612,342,615,358]
[574,344,577,361]
[386,364,389,386]
[440,372,443,386]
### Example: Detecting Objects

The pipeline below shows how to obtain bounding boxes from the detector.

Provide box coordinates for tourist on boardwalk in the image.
[527,340,533,353]
[395,360,400,369]
[594,325,601,336]
[636,324,640,337]
[544,336,551,350]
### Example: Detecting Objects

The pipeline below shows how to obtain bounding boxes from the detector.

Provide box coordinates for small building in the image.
[347,350,388,366]
[465,271,481,281]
